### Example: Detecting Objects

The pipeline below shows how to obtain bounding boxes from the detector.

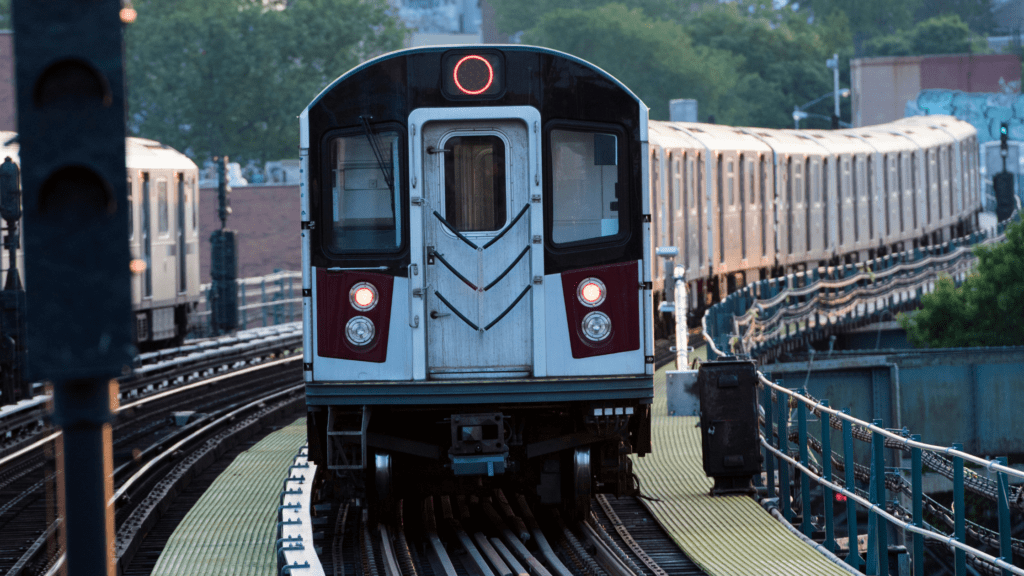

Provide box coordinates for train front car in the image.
[301,46,653,517]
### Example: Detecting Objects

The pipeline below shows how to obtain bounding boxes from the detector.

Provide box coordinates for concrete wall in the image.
[851,53,1022,127]
[851,56,923,127]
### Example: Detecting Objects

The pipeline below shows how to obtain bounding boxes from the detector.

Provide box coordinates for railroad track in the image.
[0,328,304,576]
[316,491,707,576]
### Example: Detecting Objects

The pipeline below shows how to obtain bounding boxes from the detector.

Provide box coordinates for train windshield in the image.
[550,129,621,244]
[328,130,402,252]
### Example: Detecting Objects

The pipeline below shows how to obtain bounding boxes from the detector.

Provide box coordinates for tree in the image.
[125,0,407,164]
[487,0,705,35]
[915,0,994,35]
[900,220,1024,348]
[800,0,922,54]
[682,3,849,129]
[865,14,987,57]
[520,4,742,122]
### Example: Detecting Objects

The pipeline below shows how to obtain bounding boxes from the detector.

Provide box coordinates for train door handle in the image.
[430,310,450,319]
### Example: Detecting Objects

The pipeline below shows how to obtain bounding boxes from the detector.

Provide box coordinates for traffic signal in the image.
[13,0,133,379]
[1001,122,1009,150]
[215,155,232,227]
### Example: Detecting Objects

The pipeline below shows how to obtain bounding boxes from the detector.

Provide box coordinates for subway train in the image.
[301,46,653,517]
[646,116,982,327]
[0,133,201,350]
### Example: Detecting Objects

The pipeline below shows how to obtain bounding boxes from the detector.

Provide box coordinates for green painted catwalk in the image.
[151,418,306,575]
[632,363,852,576]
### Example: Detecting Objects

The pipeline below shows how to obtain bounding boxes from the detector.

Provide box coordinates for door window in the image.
[444,135,507,232]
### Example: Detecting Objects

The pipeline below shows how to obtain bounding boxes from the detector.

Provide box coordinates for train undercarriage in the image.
[306,401,651,520]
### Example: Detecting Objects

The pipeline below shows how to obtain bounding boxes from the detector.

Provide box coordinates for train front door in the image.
[421,118,534,378]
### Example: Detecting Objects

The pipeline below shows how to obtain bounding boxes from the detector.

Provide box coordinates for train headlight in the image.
[350,282,378,311]
[577,278,606,307]
[346,316,375,346]
[581,311,611,342]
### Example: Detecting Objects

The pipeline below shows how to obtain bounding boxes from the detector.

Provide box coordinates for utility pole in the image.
[826,53,841,129]
[13,1,134,574]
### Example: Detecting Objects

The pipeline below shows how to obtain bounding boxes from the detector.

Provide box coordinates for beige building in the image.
[852,53,1021,127]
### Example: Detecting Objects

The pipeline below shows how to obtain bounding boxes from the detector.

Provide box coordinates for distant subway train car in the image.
[647,116,982,324]
[301,46,652,517]
[0,133,201,350]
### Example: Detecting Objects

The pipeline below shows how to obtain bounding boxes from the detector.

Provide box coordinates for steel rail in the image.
[0,355,301,471]
[379,524,404,576]
[760,436,1024,576]
[579,521,637,576]
[760,376,1024,481]
[113,381,304,502]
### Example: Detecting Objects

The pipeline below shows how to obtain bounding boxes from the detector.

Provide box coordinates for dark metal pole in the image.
[51,379,117,575]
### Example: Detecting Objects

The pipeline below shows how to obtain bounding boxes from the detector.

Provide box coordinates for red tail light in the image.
[561,261,640,359]
[317,269,393,362]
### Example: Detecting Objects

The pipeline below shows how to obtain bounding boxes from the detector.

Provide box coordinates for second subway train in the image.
[647,116,982,325]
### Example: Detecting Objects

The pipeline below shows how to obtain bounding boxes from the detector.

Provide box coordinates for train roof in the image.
[0,132,196,171]
[650,115,976,156]
[302,45,648,147]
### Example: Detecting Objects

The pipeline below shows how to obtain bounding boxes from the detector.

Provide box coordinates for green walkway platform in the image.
[151,417,306,575]
[632,363,851,576]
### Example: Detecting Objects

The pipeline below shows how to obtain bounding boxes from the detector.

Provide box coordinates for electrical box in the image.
[697,358,761,495]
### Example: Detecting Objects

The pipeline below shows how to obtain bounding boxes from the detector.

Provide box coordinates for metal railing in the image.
[693,211,1024,575]
[193,271,302,337]
[758,378,1023,576]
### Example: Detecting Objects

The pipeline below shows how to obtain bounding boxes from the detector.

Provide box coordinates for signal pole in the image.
[13,1,134,574]
[210,157,238,334]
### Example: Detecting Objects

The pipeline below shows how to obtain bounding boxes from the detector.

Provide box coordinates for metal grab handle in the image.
[429,310,450,319]
[409,263,420,328]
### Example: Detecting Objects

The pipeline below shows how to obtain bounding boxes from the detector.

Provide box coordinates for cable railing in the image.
[192,271,302,337]
[692,211,1024,575]
[758,377,1023,576]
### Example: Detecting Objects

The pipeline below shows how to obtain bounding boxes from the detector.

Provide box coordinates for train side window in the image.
[687,156,695,210]
[127,177,133,240]
[327,130,402,252]
[748,158,756,205]
[727,159,734,206]
[191,179,199,234]
[550,129,621,244]
[673,156,682,215]
[157,179,169,236]
[793,160,802,204]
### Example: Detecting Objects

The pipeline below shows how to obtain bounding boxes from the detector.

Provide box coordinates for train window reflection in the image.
[328,130,401,252]
[551,130,620,244]
[444,135,507,232]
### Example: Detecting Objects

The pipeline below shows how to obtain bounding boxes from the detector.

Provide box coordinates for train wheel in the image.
[565,446,591,522]
[373,452,394,522]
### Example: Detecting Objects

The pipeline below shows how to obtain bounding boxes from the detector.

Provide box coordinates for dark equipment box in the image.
[697,358,761,495]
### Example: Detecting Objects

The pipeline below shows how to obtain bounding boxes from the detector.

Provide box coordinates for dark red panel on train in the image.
[560,261,640,359]
[316,269,393,362]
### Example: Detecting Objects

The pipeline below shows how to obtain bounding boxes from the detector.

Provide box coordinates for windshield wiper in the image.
[359,115,394,192]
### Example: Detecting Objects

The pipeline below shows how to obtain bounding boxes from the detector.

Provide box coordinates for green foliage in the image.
[802,0,922,40]
[126,0,407,163]
[866,14,987,57]
[682,3,848,128]
[900,220,1024,348]
[915,0,994,34]
[486,0,699,35]
[520,4,741,122]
